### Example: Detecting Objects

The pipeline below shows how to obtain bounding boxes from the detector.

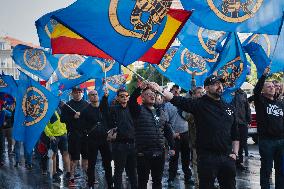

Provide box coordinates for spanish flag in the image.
[140,9,191,64]
[51,9,191,65]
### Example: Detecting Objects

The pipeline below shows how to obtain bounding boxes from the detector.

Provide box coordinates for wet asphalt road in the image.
[0,138,277,189]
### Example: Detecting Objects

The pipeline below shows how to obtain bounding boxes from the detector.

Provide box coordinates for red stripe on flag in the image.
[51,36,112,59]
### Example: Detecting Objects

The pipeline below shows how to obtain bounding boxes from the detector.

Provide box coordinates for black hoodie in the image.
[253,75,284,139]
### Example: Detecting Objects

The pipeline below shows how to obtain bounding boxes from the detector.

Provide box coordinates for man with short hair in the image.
[81,89,113,189]
[166,84,193,186]
[109,88,137,189]
[161,75,240,189]
[61,87,89,187]
[254,68,284,189]
[129,81,175,189]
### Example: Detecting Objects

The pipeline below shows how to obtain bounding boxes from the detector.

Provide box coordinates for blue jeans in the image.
[14,141,32,165]
[0,129,4,162]
[259,139,284,189]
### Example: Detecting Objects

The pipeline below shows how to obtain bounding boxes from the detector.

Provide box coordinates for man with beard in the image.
[161,75,240,189]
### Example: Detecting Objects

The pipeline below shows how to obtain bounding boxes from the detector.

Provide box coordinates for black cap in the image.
[204,75,225,86]
[72,86,82,92]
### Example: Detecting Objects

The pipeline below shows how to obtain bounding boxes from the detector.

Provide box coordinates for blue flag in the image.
[271,20,284,72]
[51,54,91,91]
[209,32,248,103]
[153,45,210,91]
[0,73,18,99]
[52,0,172,65]
[181,0,284,34]
[35,9,62,48]
[13,71,59,153]
[96,74,127,104]
[178,20,227,61]
[77,57,120,79]
[12,44,58,81]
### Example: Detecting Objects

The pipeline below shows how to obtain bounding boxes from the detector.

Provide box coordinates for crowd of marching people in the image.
[0,67,284,189]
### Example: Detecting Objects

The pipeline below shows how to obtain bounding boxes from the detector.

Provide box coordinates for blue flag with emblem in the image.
[12,71,59,153]
[12,44,58,81]
[243,17,284,77]
[178,20,227,61]
[51,0,173,65]
[77,57,121,79]
[35,9,62,48]
[0,73,18,99]
[51,54,91,91]
[95,74,127,104]
[152,45,211,91]
[181,0,284,34]
[209,32,249,103]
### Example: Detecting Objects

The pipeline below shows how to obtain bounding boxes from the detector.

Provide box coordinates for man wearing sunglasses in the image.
[108,88,138,189]
[128,81,175,189]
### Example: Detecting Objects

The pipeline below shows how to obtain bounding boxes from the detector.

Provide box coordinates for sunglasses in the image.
[89,93,98,96]
[118,94,129,98]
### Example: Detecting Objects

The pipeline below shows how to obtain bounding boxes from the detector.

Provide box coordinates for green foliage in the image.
[127,65,170,94]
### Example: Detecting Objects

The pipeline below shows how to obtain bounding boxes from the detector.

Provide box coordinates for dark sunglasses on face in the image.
[89,93,98,96]
[118,94,129,98]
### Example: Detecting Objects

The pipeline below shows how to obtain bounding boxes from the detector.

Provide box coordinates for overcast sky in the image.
[0,0,75,45]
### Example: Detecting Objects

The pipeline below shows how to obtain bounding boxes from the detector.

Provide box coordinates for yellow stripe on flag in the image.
[52,24,83,39]
[152,16,182,49]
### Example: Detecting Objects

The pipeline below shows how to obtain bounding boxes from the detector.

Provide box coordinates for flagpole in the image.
[123,65,165,96]
[104,62,108,89]
[270,13,284,65]
[61,101,77,113]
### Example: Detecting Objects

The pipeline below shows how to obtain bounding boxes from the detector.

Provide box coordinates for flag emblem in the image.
[58,55,85,79]
[214,57,244,87]
[94,59,116,72]
[109,0,172,41]
[158,47,179,72]
[208,0,263,23]
[178,49,208,75]
[22,87,48,126]
[23,49,47,70]
[44,19,58,38]
[0,79,7,88]
[197,28,225,62]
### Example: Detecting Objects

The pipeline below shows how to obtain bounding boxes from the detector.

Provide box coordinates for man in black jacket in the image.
[232,89,251,170]
[81,89,113,189]
[162,75,240,189]
[60,87,89,187]
[254,67,284,189]
[129,81,175,189]
[109,88,137,189]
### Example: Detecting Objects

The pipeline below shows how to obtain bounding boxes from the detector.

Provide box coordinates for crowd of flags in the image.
[0,0,283,152]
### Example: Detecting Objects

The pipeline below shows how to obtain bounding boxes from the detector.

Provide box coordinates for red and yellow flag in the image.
[51,9,191,65]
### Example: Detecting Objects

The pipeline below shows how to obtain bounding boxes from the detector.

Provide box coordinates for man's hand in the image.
[173,133,180,139]
[137,79,148,90]
[168,150,175,156]
[74,112,80,119]
[229,153,237,160]
[148,82,162,93]
[263,66,270,76]
[104,88,109,97]
[163,90,174,101]
[50,136,56,141]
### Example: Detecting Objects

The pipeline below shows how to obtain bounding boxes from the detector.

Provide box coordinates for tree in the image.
[127,65,170,94]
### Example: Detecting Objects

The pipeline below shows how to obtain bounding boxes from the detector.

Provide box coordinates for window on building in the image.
[0,42,4,50]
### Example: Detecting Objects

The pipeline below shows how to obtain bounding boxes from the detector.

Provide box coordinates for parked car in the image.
[248,105,258,144]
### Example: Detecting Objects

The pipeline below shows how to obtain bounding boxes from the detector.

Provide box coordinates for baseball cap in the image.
[72,86,83,92]
[204,75,225,86]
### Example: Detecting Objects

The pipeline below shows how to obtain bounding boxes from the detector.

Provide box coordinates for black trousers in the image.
[137,151,165,189]
[87,139,113,188]
[112,142,137,189]
[168,131,192,181]
[0,129,4,162]
[237,124,248,164]
[198,153,236,189]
